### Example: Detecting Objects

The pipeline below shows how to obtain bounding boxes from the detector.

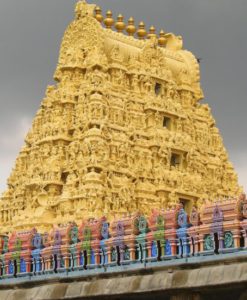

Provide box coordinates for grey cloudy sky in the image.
[0,0,246,193]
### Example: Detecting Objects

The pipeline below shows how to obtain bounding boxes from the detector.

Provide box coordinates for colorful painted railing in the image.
[0,194,247,279]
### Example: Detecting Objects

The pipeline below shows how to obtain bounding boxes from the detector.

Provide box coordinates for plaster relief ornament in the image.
[0,0,242,233]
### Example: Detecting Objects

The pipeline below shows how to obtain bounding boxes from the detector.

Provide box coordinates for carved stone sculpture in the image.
[0,1,241,233]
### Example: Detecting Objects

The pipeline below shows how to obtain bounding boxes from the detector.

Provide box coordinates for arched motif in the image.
[58,16,104,69]
[213,205,223,222]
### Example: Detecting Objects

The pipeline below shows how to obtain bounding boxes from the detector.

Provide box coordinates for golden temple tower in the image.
[0,1,241,233]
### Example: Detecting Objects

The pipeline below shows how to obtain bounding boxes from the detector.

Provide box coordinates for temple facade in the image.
[0,0,241,233]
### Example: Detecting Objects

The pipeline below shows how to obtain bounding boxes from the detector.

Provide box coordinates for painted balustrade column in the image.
[195,237,200,255]
[170,238,177,257]
[106,246,112,264]
[17,260,21,275]
[43,257,47,271]
[120,247,125,263]
[41,258,45,273]
[34,257,38,273]
[233,229,241,248]
[76,252,80,267]
[242,229,247,248]
[57,256,61,270]
[47,256,52,271]
[129,242,136,261]
[219,232,224,251]
[44,257,48,271]
[146,241,152,258]
[32,258,35,274]
[26,258,31,273]
[2,262,6,276]
[137,244,142,261]
[94,248,100,265]
[5,262,8,276]
[73,252,78,268]
[143,243,147,261]
[189,237,193,255]
[87,251,91,266]
[199,234,204,254]
[64,254,70,269]
[184,237,190,257]
[161,240,165,257]
[68,253,72,270]
[42,257,46,271]
[38,258,41,272]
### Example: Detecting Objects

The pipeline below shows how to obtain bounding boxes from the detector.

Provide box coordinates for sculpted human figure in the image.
[63,172,78,197]
[158,145,169,166]
[131,74,140,92]
[113,69,124,86]
[169,191,178,208]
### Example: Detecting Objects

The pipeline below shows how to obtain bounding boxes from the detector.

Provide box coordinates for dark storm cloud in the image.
[0,0,246,191]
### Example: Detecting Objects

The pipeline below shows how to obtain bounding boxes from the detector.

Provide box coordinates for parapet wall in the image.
[0,194,247,279]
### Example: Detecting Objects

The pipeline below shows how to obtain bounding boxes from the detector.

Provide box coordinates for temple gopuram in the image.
[0,0,241,233]
[0,2,246,299]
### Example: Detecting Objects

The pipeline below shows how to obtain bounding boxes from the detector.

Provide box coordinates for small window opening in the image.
[139,244,143,262]
[61,172,69,184]
[179,239,184,258]
[155,83,162,95]
[30,259,33,273]
[191,237,195,256]
[240,234,245,248]
[157,240,162,261]
[32,258,36,274]
[100,249,105,265]
[14,259,17,277]
[214,233,219,254]
[171,153,181,168]
[42,258,45,272]
[83,250,88,269]
[53,255,58,273]
[0,261,3,276]
[70,254,74,270]
[116,246,121,266]
[179,198,191,214]
[163,117,171,129]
